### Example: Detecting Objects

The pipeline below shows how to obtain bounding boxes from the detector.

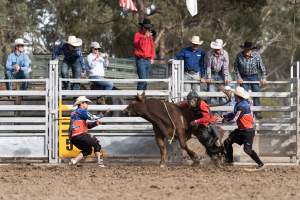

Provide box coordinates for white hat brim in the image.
[74,98,92,106]
[234,91,250,99]
[210,42,226,49]
[191,40,203,45]
[68,38,82,47]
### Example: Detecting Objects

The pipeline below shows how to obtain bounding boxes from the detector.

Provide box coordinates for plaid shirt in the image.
[206,49,229,81]
[234,51,266,80]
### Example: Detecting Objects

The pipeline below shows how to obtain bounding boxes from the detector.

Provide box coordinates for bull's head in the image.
[123,91,146,116]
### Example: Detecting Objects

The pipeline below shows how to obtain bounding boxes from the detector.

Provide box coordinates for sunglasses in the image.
[93,48,100,50]
[17,45,24,47]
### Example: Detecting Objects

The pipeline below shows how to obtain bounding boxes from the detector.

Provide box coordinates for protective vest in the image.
[234,100,254,130]
[69,112,88,137]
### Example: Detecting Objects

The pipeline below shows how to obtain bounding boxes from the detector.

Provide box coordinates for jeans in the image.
[90,76,113,90]
[5,70,30,90]
[61,58,81,90]
[184,71,206,93]
[241,74,260,106]
[207,73,227,106]
[136,58,151,90]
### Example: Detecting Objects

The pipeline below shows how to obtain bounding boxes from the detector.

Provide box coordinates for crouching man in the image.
[179,90,224,157]
[69,96,105,167]
[221,86,264,170]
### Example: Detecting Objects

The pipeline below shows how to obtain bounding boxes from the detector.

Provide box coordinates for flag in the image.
[120,0,137,12]
[186,0,198,17]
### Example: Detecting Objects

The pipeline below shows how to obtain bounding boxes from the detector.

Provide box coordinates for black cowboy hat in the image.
[139,18,153,29]
[240,41,257,50]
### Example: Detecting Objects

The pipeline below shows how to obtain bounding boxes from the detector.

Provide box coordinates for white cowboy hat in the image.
[90,41,101,49]
[210,39,226,49]
[14,38,27,46]
[233,86,250,99]
[74,96,92,106]
[190,36,203,45]
[67,35,82,47]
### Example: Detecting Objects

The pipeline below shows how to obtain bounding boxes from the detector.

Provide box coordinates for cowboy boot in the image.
[95,152,105,168]
[69,153,84,165]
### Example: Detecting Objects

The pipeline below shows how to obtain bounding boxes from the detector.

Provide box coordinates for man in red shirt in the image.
[134,18,155,90]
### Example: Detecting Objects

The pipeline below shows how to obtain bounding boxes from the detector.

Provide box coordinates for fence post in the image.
[48,60,59,163]
[296,61,300,163]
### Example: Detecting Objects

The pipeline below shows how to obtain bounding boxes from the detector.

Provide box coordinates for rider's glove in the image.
[190,120,198,126]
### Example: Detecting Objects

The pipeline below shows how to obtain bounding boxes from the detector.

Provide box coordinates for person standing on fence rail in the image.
[206,39,230,107]
[87,41,113,90]
[68,96,105,167]
[133,18,155,90]
[234,41,267,120]
[5,38,31,90]
[52,35,86,90]
[220,86,265,170]
[176,36,206,93]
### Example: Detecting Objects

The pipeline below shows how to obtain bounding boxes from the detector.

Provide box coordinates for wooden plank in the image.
[0,117,46,123]
[60,90,170,97]
[0,91,47,96]
[0,125,45,131]
[0,105,46,111]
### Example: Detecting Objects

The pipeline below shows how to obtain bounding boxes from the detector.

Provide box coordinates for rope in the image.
[163,101,176,144]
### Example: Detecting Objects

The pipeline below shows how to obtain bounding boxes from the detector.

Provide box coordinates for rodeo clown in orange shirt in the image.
[68,96,106,167]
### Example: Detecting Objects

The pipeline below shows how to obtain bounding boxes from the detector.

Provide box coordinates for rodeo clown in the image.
[68,96,105,167]
[221,86,265,170]
[179,90,224,157]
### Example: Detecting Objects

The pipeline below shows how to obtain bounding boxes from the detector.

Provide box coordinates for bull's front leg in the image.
[154,132,167,167]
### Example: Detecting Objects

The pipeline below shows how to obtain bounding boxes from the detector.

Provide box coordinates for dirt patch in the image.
[0,163,299,200]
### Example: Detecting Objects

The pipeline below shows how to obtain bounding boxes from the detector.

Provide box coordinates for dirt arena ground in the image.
[0,161,299,200]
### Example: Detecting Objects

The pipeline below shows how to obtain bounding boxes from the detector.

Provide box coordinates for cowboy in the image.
[206,39,230,107]
[234,41,267,119]
[68,96,105,167]
[176,36,206,93]
[87,41,113,90]
[179,90,224,156]
[221,86,264,170]
[133,18,155,90]
[52,35,86,90]
[5,38,31,90]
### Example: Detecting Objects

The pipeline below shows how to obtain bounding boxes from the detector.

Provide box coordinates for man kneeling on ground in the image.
[68,96,106,167]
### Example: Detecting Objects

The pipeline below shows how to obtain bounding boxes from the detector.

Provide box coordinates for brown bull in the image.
[124,92,199,167]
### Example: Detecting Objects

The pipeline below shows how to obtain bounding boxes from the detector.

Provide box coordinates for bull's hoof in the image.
[191,160,200,167]
[159,164,166,168]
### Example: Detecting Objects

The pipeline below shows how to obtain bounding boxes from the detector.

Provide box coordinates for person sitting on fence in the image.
[5,38,31,91]
[176,36,206,93]
[68,96,106,167]
[52,35,86,90]
[206,39,230,108]
[87,41,113,90]
[234,41,267,120]
[133,18,155,90]
[220,86,265,170]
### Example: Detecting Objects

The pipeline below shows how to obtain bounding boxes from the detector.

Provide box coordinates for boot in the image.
[95,152,105,168]
[69,153,84,165]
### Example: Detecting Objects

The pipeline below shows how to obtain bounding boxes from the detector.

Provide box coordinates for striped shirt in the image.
[206,49,229,81]
[234,51,266,80]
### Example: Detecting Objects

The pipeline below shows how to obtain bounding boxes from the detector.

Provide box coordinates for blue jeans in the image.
[207,73,227,106]
[90,76,113,90]
[136,58,151,90]
[241,74,260,106]
[61,58,81,90]
[5,70,30,90]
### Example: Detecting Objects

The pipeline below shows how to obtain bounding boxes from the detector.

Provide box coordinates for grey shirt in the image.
[206,49,229,81]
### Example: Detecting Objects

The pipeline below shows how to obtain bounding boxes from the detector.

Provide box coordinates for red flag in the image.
[120,0,137,12]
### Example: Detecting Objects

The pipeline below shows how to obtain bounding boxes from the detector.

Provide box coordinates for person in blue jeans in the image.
[5,38,31,90]
[234,41,267,119]
[86,41,113,90]
[52,35,86,90]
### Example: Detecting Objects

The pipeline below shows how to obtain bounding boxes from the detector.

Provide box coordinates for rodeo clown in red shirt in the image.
[68,96,106,167]
[179,90,224,157]
[221,86,264,170]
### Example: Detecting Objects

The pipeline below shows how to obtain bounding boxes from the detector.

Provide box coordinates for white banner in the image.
[186,0,198,17]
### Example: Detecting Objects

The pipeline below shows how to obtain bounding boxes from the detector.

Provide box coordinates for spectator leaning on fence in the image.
[87,42,113,90]
[5,38,31,90]
[206,39,230,106]
[52,35,86,90]
[68,96,106,167]
[133,18,155,90]
[234,41,267,120]
[176,36,206,93]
